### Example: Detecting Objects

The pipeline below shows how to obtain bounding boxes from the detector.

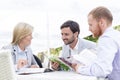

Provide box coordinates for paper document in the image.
[73,49,97,65]
[17,68,46,75]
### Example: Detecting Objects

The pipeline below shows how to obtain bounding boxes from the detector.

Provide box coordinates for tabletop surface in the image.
[17,71,97,80]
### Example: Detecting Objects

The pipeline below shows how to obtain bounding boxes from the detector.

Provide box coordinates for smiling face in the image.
[61,27,77,45]
[88,15,102,38]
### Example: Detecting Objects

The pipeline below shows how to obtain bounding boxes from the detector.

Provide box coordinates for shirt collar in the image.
[101,26,113,37]
[17,45,28,53]
[69,38,79,51]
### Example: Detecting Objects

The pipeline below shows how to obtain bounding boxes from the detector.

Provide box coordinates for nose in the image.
[89,26,91,31]
[89,27,90,31]
[62,35,66,40]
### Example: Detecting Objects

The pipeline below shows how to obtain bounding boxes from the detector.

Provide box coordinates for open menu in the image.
[42,52,74,71]
[72,49,97,65]
[50,49,97,71]
[54,57,73,71]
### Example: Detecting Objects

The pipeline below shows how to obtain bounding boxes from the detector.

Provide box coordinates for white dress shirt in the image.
[77,27,120,80]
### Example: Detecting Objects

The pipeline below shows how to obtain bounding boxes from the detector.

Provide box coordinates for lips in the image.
[63,39,68,42]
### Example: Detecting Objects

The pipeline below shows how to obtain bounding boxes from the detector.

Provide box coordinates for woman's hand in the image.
[17,59,27,69]
[30,65,39,68]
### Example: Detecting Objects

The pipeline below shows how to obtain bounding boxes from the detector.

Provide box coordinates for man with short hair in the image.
[52,20,96,70]
[73,6,120,80]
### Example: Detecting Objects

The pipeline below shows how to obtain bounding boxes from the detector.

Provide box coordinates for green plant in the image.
[114,25,120,31]
[50,46,62,56]
[84,25,120,42]
[84,35,98,42]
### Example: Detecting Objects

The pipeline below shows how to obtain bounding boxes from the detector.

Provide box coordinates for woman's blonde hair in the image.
[11,22,33,45]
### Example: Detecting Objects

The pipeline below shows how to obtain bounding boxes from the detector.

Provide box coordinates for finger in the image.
[54,62,59,67]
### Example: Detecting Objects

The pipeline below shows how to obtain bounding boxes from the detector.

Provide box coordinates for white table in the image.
[17,71,97,80]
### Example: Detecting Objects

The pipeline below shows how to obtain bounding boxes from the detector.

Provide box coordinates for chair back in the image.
[0,50,17,80]
[33,54,43,68]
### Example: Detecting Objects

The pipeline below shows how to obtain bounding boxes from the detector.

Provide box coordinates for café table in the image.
[17,71,97,80]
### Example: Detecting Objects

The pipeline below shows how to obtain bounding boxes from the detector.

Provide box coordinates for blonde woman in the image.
[2,22,39,71]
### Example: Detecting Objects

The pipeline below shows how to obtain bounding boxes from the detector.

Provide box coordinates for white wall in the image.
[0,0,120,54]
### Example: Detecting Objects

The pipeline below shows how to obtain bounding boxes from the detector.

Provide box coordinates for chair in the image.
[0,50,17,80]
[33,54,43,68]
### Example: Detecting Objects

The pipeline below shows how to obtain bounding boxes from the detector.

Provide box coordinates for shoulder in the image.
[60,45,69,57]
[62,44,69,50]
[26,46,33,54]
[100,28,120,42]
[1,44,12,50]
[78,38,96,50]
[102,27,120,37]
[26,46,32,51]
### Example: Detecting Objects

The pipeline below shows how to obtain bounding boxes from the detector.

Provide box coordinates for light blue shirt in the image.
[77,27,120,80]
[16,45,28,63]
[2,44,38,71]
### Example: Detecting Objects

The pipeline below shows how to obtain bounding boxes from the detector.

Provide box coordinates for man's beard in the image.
[93,24,102,38]
[63,36,75,45]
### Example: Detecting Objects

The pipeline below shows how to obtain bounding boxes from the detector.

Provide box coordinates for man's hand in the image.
[71,63,85,72]
[51,61,60,70]
[71,63,77,71]
[17,59,27,69]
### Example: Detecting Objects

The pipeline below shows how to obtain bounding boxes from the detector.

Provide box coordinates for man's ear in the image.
[99,18,105,26]
[74,32,79,37]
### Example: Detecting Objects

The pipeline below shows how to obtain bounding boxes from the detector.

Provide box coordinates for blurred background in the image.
[0,0,120,54]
